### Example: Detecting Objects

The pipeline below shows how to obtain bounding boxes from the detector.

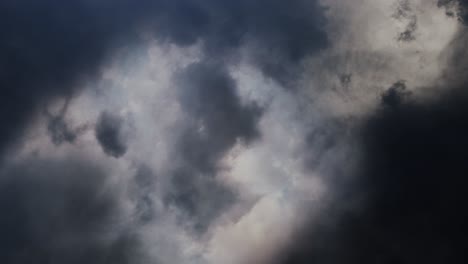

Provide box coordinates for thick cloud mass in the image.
[0,0,141,153]
[0,158,139,264]
[0,0,327,261]
[2,1,468,264]
[272,13,468,264]
[358,89,468,263]
[275,89,468,264]
[0,0,327,154]
[152,0,328,82]
[165,62,262,232]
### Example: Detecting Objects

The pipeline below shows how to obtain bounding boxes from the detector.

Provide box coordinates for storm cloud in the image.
[0,158,142,264]
[165,62,262,232]
[270,5,468,264]
[0,0,328,156]
[0,0,146,153]
[1,1,467,264]
[0,0,328,262]
[274,85,468,264]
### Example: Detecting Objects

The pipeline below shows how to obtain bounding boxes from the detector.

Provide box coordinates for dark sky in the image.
[0,1,467,264]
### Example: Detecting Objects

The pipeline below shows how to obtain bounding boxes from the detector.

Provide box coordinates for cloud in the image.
[0,0,146,154]
[47,115,81,145]
[44,99,89,145]
[438,0,468,23]
[270,6,468,263]
[152,0,329,83]
[393,0,418,42]
[164,62,262,232]
[95,111,128,158]
[0,157,143,264]
[0,0,328,157]
[2,1,467,264]
[271,84,468,264]
[380,80,411,108]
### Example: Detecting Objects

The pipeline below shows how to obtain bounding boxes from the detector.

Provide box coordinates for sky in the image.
[0,0,467,263]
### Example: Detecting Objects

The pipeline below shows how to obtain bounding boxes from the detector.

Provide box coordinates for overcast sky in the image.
[1,1,467,263]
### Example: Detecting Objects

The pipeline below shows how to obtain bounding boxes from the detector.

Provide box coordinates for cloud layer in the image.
[1,1,467,264]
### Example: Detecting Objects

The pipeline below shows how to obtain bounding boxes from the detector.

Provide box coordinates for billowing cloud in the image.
[165,62,262,232]
[0,0,328,156]
[1,1,467,264]
[268,3,468,264]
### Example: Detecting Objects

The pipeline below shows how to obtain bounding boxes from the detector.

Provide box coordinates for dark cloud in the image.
[351,87,468,263]
[47,115,80,145]
[175,62,262,161]
[0,0,153,155]
[165,169,237,233]
[95,111,128,158]
[438,0,468,23]
[154,0,328,83]
[164,62,261,232]
[0,157,142,264]
[304,117,355,174]
[0,2,330,262]
[273,29,468,264]
[393,0,418,42]
[129,165,157,224]
[0,0,328,157]
[274,90,468,264]
[339,73,352,87]
[45,100,89,145]
[381,80,411,108]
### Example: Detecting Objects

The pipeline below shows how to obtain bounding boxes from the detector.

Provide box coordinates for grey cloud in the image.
[380,80,411,108]
[273,89,468,264]
[130,165,157,224]
[45,101,89,146]
[339,73,352,87]
[95,111,128,158]
[155,0,329,83]
[438,0,468,23]
[165,169,237,233]
[0,0,151,155]
[47,115,80,145]
[0,0,328,156]
[163,62,262,232]
[8,1,467,264]
[393,0,418,42]
[304,117,355,174]
[175,62,262,163]
[0,2,329,263]
[272,15,468,264]
[0,157,143,264]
